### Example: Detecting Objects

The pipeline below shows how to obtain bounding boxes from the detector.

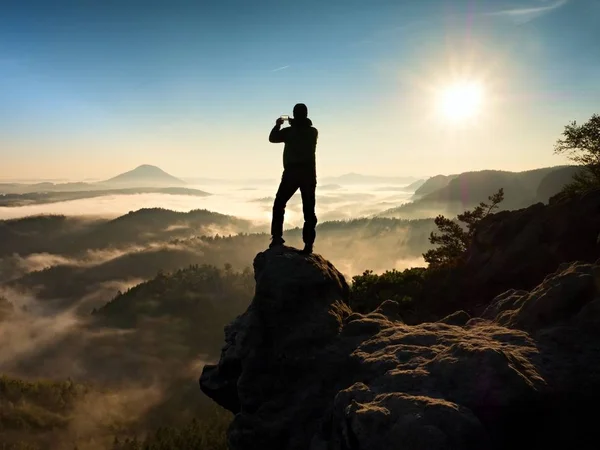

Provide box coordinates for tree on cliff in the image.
[554,113,600,194]
[423,188,504,269]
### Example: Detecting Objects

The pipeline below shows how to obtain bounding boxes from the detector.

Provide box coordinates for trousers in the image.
[270,166,317,245]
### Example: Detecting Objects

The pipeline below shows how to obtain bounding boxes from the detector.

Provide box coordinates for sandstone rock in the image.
[485,261,600,332]
[482,260,600,401]
[460,188,600,309]
[200,247,352,449]
[373,299,404,322]
[201,248,600,449]
[481,289,528,321]
[328,383,490,450]
[438,310,471,326]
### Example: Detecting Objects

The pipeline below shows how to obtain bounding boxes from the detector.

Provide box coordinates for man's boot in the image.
[301,243,313,254]
[269,236,285,248]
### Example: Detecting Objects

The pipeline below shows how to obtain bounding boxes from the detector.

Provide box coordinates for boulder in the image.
[437,310,471,326]
[461,188,600,308]
[200,246,352,449]
[201,248,600,449]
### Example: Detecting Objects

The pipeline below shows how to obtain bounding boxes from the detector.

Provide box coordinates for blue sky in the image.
[1,0,599,180]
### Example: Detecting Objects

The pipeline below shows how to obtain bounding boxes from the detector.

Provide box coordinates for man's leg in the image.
[299,172,317,252]
[270,170,299,246]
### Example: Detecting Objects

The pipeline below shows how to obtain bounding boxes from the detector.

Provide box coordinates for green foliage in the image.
[0,208,251,259]
[554,113,600,194]
[350,267,427,314]
[0,264,249,449]
[0,375,88,431]
[94,263,253,326]
[111,413,230,450]
[91,264,255,363]
[313,217,432,231]
[423,188,504,269]
[0,444,40,450]
[0,373,230,449]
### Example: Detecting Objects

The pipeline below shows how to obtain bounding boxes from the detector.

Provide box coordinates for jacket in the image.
[269,118,318,169]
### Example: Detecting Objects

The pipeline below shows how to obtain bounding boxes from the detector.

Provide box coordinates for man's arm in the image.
[269,118,286,143]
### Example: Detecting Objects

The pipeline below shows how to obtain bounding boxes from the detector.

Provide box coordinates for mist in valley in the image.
[1,0,589,445]
[0,178,437,449]
[0,154,583,449]
[0,182,414,223]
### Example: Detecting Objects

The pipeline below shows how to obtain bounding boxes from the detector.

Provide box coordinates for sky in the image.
[1,0,599,181]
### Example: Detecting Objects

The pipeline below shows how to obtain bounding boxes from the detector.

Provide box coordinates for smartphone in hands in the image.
[280,115,289,122]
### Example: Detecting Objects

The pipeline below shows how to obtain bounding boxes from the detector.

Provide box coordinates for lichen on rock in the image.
[200,245,600,449]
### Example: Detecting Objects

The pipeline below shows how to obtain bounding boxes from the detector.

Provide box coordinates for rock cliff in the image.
[201,244,600,449]
[462,188,600,308]
[411,189,600,321]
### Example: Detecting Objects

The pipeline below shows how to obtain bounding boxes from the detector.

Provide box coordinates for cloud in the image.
[487,0,570,23]
[67,384,164,440]
[271,65,290,72]
[0,249,145,283]
[0,299,80,369]
[0,184,416,229]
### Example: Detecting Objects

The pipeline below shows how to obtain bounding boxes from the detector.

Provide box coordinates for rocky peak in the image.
[462,188,600,307]
[200,244,600,449]
[200,247,352,447]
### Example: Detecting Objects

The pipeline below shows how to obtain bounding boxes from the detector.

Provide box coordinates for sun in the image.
[437,81,484,122]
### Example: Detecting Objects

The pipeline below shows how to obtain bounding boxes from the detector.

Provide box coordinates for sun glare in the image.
[437,81,484,122]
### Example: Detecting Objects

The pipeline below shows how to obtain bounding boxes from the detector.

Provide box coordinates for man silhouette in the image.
[268,103,318,253]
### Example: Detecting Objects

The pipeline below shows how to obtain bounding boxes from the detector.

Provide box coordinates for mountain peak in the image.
[133,164,164,172]
[103,165,185,188]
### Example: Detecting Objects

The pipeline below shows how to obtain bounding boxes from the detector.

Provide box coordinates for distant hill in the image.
[405,178,427,191]
[181,173,419,186]
[536,166,582,202]
[0,207,253,258]
[102,165,186,188]
[318,184,343,191]
[0,182,98,194]
[73,207,253,251]
[413,174,459,199]
[0,187,211,207]
[379,165,578,219]
[92,265,253,344]
[182,177,277,186]
[321,173,418,185]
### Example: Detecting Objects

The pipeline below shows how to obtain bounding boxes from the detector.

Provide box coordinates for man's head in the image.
[293,103,308,119]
